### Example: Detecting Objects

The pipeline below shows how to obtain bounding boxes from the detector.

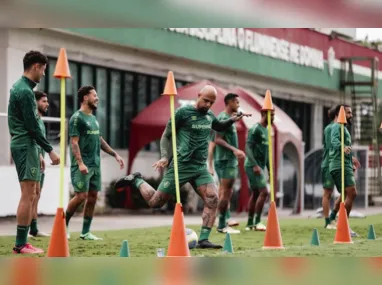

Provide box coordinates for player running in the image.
[115,85,250,249]
[328,104,359,237]
[8,51,60,254]
[213,93,245,234]
[244,108,275,231]
[321,106,337,230]
[65,86,124,240]
[28,91,51,238]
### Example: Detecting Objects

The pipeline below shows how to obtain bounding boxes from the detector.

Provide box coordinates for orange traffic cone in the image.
[334,202,353,244]
[167,203,190,257]
[162,71,178,96]
[8,258,41,285]
[54,48,71,78]
[263,201,284,249]
[262,90,274,110]
[47,208,70,257]
[337,106,347,124]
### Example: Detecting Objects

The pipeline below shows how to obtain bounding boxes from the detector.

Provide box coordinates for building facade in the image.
[0,28,381,215]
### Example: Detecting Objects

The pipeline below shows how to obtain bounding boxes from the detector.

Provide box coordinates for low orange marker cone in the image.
[47,208,70,257]
[167,203,190,257]
[263,201,284,249]
[54,48,71,78]
[337,106,347,124]
[162,71,177,96]
[262,90,274,110]
[334,202,353,244]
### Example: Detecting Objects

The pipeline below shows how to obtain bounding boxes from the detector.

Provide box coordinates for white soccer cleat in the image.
[227,219,240,227]
[245,222,266,231]
[28,231,50,239]
[217,226,241,234]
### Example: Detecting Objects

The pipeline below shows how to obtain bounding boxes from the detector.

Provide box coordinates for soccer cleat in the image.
[80,232,103,240]
[196,239,223,249]
[13,243,44,254]
[349,228,358,237]
[325,221,337,230]
[67,227,71,240]
[114,172,142,189]
[29,231,50,239]
[245,222,266,231]
[227,219,240,227]
[217,226,240,234]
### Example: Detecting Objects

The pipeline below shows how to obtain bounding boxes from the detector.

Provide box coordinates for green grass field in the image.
[0,215,381,257]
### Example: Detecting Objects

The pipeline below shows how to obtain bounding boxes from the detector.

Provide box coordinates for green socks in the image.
[199,226,211,241]
[218,213,226,229]
[255,214,261,225]
[247,215,254,227]
[325,217,330,227]
[329,210,337,222]
[82,216,93,235]
[65,211,74,227]
[225,209,231,220]
[134,178,145,189]
[29,219,38,235]
[16,225,29,247]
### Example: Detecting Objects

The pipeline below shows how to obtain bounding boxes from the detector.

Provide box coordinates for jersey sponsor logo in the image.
[191,116,197,121]
[87,130,100,135]
[192,124,211,129]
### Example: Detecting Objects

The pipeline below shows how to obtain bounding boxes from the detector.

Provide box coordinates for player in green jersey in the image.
[328,104,360,237]
[321,106,337,230]
[208,131,240,228]
[8,51,60,254]
[214,93,246,234]
[65,86,125,241]
[115,85,249,249]
[244,109,275,231]
[28,91,50,238]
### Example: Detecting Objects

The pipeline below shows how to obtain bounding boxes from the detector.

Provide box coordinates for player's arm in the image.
[100,137,116,157]
[20,90,53,153]
[245,130,259,167]
[100,137,125,169]
[70,136,84,165]
[330,124,351,154]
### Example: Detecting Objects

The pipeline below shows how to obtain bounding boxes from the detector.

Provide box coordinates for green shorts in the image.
[321,167,334,190]
[330,168,356,193]
[11,144,41,182]
[214,164,238,180]
[158,166,215,195]
[71,166,102,192]
[40,173,45,189]
[245,166,267,190]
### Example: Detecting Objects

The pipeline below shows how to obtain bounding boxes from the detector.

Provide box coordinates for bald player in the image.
[115,85,250,249]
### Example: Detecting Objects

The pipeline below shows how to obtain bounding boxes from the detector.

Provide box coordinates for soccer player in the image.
[207,131,240,228]
[65,86,125,240]
[115,85,249,249]
[244,108,275,231]
[8,51,60,254]
[328,104,359,237]
[321,106,337,230]
[28,91,51,238]
[214,93,245,234]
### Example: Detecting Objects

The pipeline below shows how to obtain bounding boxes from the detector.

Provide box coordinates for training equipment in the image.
[223,232,234,253]
[186,228,198,249]
[368,225,376,240]
[334,202,353,244]
[311,228,320,246]
[119,240,130,257]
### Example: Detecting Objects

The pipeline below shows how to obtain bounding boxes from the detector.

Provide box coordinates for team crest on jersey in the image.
[206,115,211,121]
[164,181,170,188]
[86,121,91,126]
[191,116,197,121]
[30,167,37,176]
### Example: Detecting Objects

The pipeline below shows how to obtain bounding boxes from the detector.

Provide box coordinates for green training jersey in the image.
[7,76,52,153]
[69,110,101,168]
[165,105,220,169]
[37,117,47,158]
[244,123,268,169]
[329,123,352,172]
[214,111,238,167]
[321,122,333,168]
